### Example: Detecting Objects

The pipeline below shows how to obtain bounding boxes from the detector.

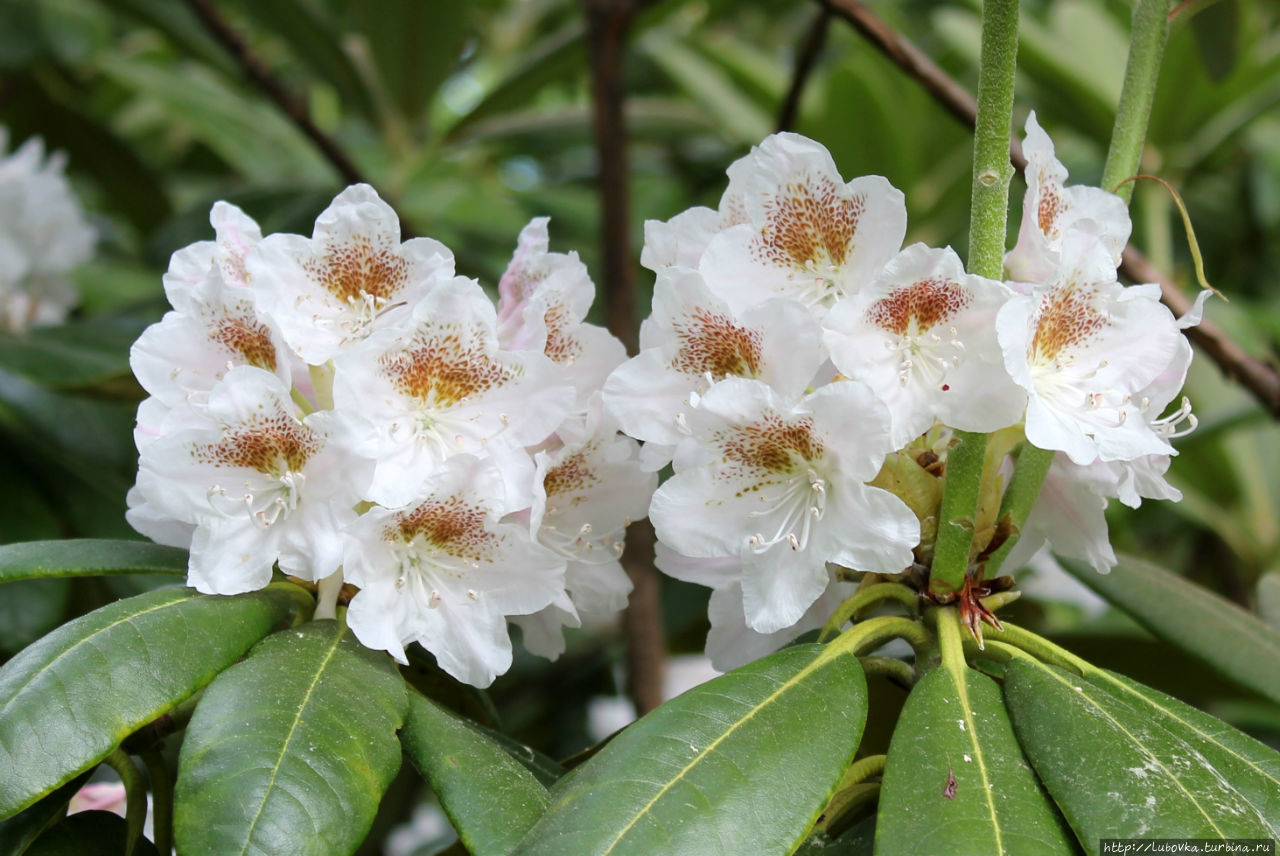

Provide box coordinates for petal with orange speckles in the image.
[248,184,455,364]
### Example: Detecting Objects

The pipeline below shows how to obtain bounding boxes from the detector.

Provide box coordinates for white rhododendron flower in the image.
[132,266,293,410]
[997,232,1185,465]
[331,277,573,508]
[249,184,455,363]
[163,201,262,296]
[496,217,627,409]
[0,128,95,331]
[655,544,855,672]
[344,455,565,687]
[1005,111,1131,284]
[824,243,1025,448]
[649,378,918,634]
[135,367,369,595]
[129,190,653,686]
[697,132,906,315]
[604,267,825,456]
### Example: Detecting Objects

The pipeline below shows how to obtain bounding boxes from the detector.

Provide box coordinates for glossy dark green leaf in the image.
[474,724,565,788]
[0,321,141,389]
[443,25,585,142]
[174,620,408,856]
[0,587,296,818]
[402,691,549,856]
[513,644,867,856]
[1061,552,1280,706]
[1004,659,1273,848]
[877,665,1074,856]
[0,771,90,856]
[24,810,159,856]
[0,540,187,583]
[1084,670,1280,836]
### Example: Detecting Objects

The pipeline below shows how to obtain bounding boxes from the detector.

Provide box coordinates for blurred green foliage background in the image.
[0,0,1278,849]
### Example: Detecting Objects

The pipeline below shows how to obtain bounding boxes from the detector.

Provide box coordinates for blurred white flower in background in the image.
[0,127,95,332]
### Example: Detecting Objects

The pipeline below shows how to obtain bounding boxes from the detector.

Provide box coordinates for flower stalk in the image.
[1101,0,1173,204]
[930,0,1020,597]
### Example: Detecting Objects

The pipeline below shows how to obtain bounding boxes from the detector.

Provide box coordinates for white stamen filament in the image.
[745,462,827,554]
[1152,396,1198,438]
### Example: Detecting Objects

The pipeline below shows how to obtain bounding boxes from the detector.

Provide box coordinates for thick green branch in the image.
[966,0,1020,280]
[1101,0,1172,202]
[929,430,988,595]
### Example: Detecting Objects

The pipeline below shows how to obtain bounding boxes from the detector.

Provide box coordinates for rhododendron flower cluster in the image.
[0,127,95,332]
[128,188,653,687]
[607,116,1210,670]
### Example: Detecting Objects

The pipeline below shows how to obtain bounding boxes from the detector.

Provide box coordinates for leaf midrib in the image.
[236,629,345,856]
[1032,664,1228,836]
[0,591,193,721]
[596,647,848,855]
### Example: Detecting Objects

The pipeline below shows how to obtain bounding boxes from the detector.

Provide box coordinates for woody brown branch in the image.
[819,0,1280,418]
[583,0,667,715]
[183,0,419,238]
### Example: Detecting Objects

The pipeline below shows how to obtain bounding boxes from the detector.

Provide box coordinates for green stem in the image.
[858,656,916,689]
[983,622,1091,675]
[313,568,344,621]
[1101,0,1172,203]
[818,582,919,642]
[104,749,146,856]
[825,615,934,662]
[140,749,173,856]
[839,754,887,789]
[929,430,988,595]
[936,606,968,679]
[966,0,1020,280]
[983,441,1054,576]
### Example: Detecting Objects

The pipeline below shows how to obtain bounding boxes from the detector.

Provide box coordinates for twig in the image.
[583,0,666,714]
[182,0,420,236]
[819,0,1280,418]
[777,8,832,133]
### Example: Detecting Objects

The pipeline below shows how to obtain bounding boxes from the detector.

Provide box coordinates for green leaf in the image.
[23,810,159,856]
[473,724,565,788]
[0,321,142,390]
[0,771,91,856]
[513,644,868,856]
[401,691,549,856]
[228,0,377,122]
[1061,552,1280,706]
[174,620,408,856]
[1004,659,1274,847]
[351,0,467,126]
[1258,573,1280,631]
[1083,669,1280,836]
[0,540,187,583]
[1189,0,1239,83]
[877,665,1075,855]
[0,587,296,818]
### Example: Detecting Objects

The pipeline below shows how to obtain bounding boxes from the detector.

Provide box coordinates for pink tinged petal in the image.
[1176,288,1214,329]
[1006,112,1130,283]
[209,201,263,286]
[497,216,552,324]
